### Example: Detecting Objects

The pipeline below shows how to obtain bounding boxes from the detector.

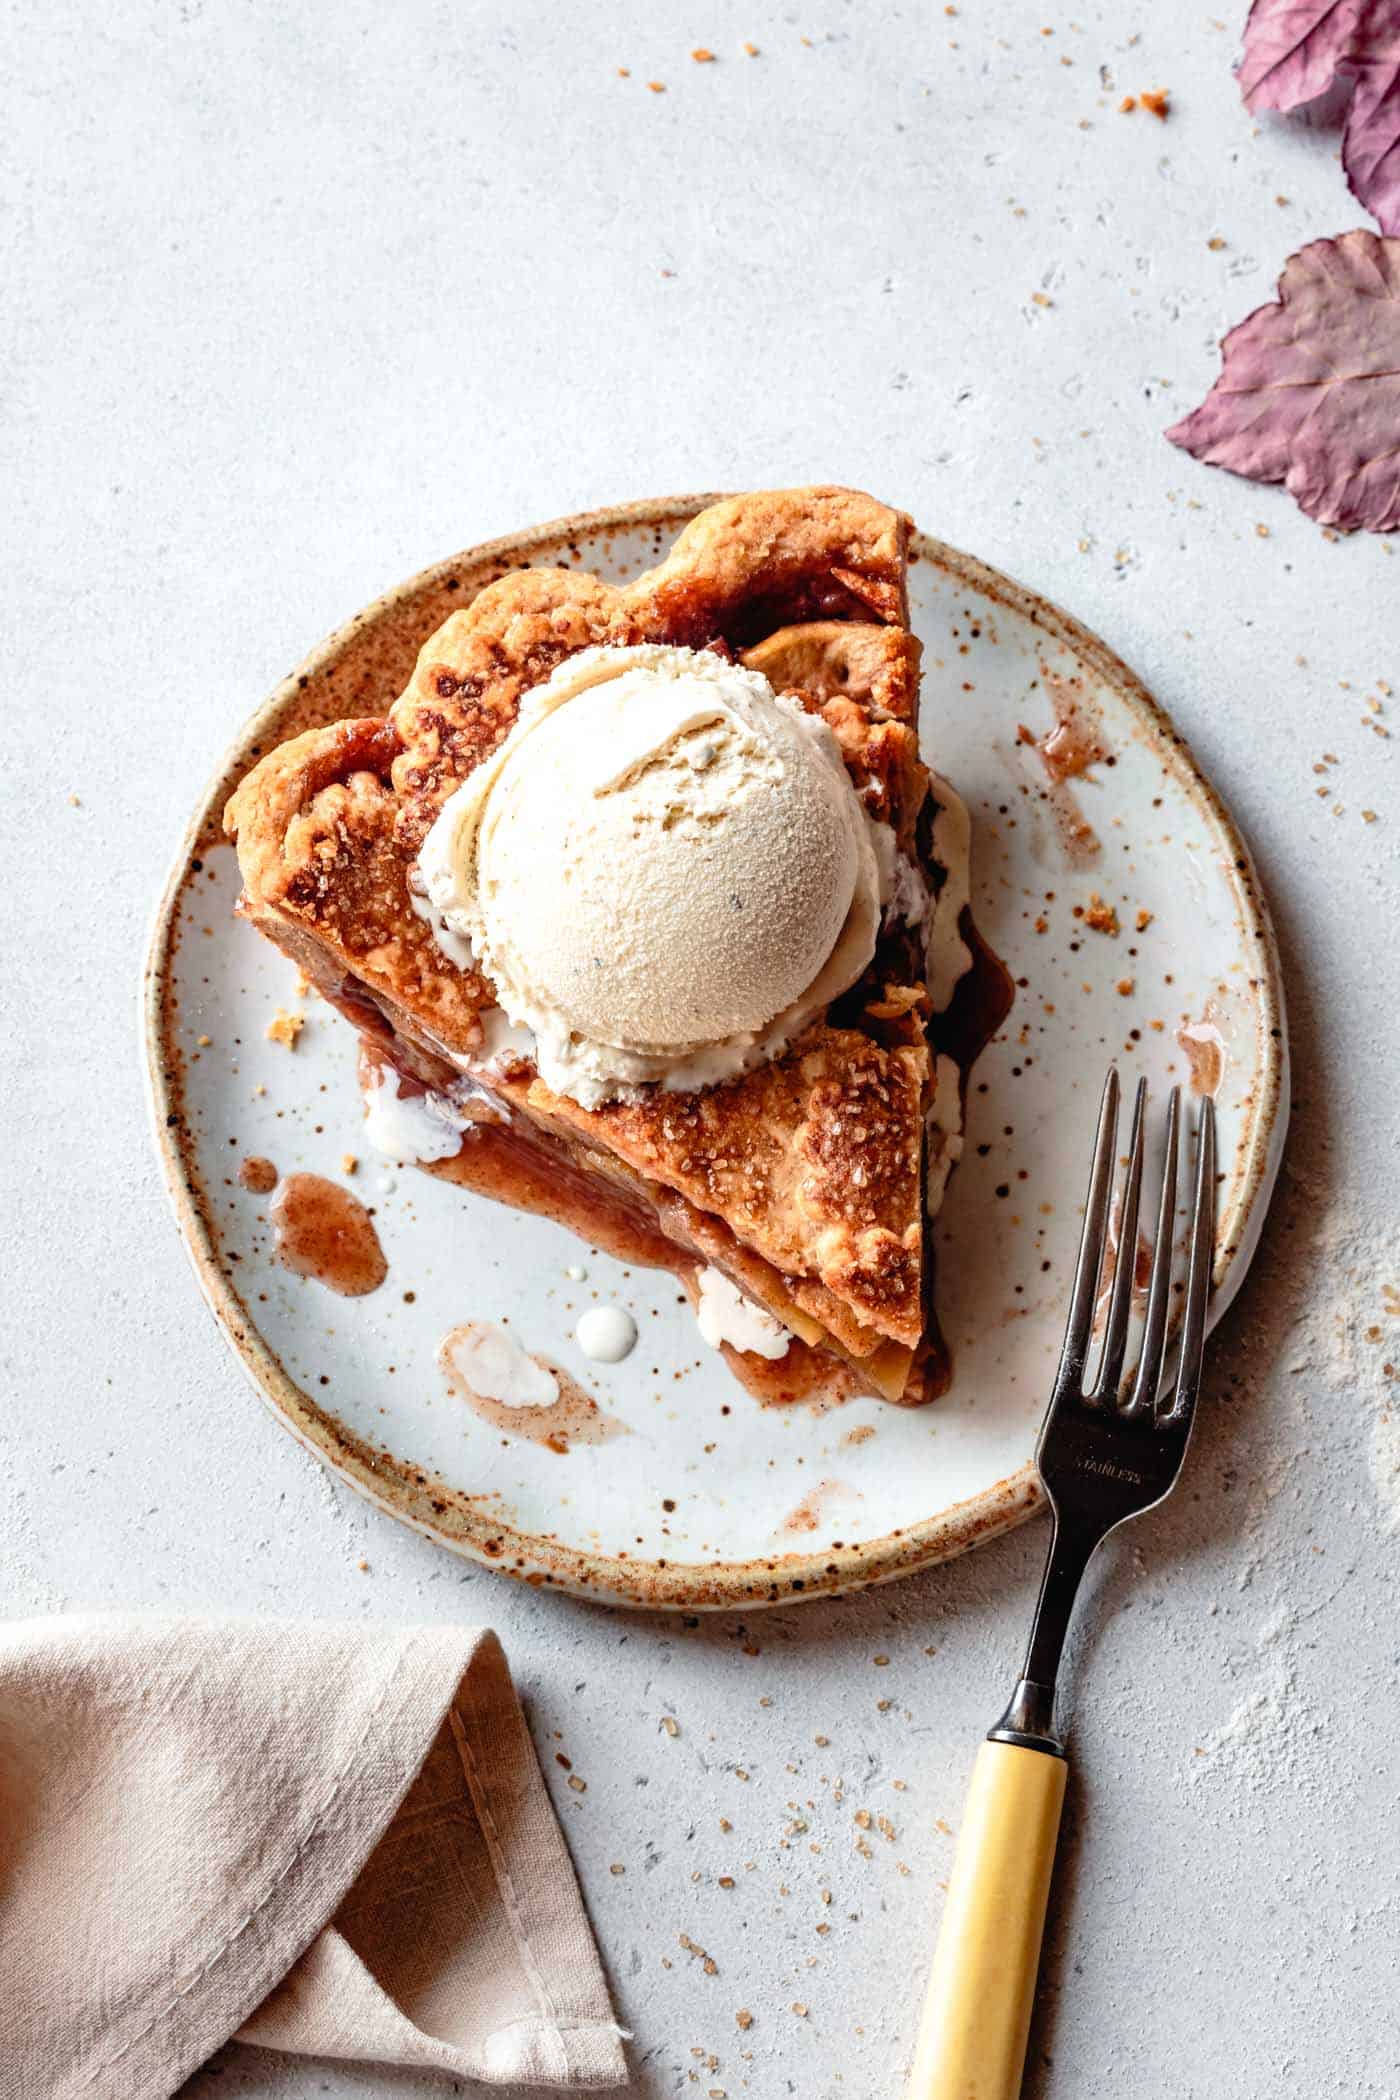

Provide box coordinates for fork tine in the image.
[1052,1067,1119,1397]
[1089,1077,1147,1407]
[1159,1097,1216,1428]
[1121,1085,1181,1418]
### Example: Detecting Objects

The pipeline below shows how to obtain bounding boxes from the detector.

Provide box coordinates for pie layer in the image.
[225,488,1010,1404]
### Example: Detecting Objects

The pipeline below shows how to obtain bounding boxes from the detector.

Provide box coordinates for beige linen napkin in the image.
[0,1615,628,2098]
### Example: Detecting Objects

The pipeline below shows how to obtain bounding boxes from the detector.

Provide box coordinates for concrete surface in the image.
[4,3,1397,2095]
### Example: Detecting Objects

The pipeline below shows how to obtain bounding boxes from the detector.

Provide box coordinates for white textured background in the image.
[4,3,1398,2095]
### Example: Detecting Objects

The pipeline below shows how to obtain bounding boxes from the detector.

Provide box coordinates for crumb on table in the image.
[679,1933,718,1976]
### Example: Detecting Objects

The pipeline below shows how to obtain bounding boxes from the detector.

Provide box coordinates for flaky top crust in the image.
[225,488,935,1349]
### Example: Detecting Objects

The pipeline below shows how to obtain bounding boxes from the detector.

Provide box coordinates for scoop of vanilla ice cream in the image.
[483,660,856,1044]
[416,644,883,1106]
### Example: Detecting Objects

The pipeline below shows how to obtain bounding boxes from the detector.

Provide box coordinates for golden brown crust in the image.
[225,719,494,1049]
[389,571,626,849]
[636,487,908,632]
[507,1024,925,1352]
[225,487,937,1358]
[742,620,921,722]
[742,625,926,853]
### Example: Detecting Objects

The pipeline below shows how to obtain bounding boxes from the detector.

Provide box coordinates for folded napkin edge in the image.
[66,1626,481,2100]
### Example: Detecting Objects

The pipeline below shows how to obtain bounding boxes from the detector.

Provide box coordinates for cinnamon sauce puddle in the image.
[780,1477,858,1536]
[439,1323,627,1452]
[269,1173,387,1296]
[1019,669,1110,865]
[1177,1006,1227,1096]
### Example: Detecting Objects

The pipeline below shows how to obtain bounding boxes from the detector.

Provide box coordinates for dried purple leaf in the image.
[1343,9,1400,235]
[1239,0,1364,111]
[1166,230,1400,533]
[1239,0,1400,234]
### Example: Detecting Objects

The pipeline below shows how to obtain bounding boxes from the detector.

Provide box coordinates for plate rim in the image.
[142,494,1289,1610]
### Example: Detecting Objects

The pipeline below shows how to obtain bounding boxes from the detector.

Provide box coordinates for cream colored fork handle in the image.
[907,1739,1067,2100]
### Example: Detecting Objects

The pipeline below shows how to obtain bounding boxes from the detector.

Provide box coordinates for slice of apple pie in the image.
[225,488,1010,1406]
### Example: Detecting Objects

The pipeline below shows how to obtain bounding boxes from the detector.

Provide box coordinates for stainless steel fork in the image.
[907,1068,1216,2100]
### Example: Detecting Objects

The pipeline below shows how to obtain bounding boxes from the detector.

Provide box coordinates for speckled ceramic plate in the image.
[144,498,1287,1609]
